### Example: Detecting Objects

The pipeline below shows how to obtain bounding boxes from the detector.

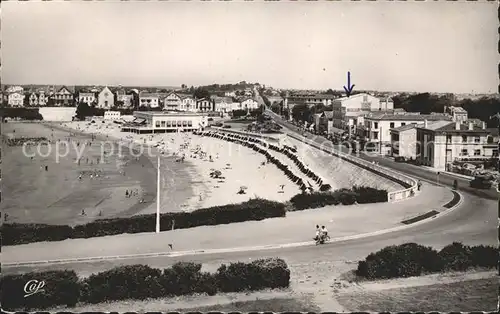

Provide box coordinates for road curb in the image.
[4,190,463,268]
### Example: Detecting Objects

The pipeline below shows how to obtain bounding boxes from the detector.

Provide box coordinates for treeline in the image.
[393,93,500,127]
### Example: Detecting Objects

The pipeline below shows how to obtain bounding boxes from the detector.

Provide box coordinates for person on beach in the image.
[417,180,422,191]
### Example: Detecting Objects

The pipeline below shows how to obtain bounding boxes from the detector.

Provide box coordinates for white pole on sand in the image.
[156,154,161,233]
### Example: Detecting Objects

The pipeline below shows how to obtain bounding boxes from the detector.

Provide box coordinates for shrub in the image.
[352,185,388,203]
[289,186,387,211]
[2,198,286,245]
[319,184,332,192]
[216,258,290,292]
[1,270,80,310]
[469,245,498,269]
[438,242,473,271]
[355,243,441,279]
[81,264,164,303]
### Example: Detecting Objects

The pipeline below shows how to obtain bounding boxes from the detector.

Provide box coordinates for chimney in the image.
[482,121,486,129]
[455,121,460,130]
[424,119,428,128]
[468,122,473,130]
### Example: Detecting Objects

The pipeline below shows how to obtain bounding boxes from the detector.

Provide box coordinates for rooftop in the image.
[391,123,420,132]
[133,111,206,117]
[418,121,491,133]
[366,113,453,121]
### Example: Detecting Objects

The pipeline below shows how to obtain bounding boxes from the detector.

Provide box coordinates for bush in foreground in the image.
[1,270,80,310]
[2,258,290,310]
[2,198,286,246]
[356,242,498,280]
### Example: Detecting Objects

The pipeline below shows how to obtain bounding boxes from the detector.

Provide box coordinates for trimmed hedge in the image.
[2,258,290,310]
[356,242,498,279]
[289,185,387,211]
[2,198,286,246]
[1,270,80,310]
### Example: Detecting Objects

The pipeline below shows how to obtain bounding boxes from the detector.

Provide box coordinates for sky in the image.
[1,1,498,94]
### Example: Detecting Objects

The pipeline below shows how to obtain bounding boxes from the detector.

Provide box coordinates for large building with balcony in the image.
[121,111,208,134]
[364,112,452,154]
[284,92,337,110]
[415,121,492,170]
[331,93,394,133]
[139,92,160,109]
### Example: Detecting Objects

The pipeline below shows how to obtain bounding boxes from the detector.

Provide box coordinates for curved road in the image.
[4,112,497,275]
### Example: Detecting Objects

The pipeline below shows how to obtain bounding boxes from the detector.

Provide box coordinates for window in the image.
[474,136,480,143]
[390,122,395,128]
[373,132,378,140]
[460,149,468,156]
[363,95,368,101]
[446,135,452,142]
[462,135,467,143]
[166,121,172,127]
[182,121,187,127]
[177,121,182,127]
[188,120,193,127]
[374,122,378,129]
[155,121,160,127]
[474,149,481,156]
[401,123,406,126]
[161,121,166,127]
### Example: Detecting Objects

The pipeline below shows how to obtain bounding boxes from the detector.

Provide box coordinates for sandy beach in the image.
[61,120,302,212]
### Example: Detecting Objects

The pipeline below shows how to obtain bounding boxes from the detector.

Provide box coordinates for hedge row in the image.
[356,242,498,279]
[195,130,329,191]
[6,136,49,146]
[1,258,290,310]
[0,108,43,120]
[289,185,388,210]
[2,198,286,246]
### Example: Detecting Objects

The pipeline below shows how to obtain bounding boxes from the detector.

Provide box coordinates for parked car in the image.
[394,156,406,162]
[469,176,492,189]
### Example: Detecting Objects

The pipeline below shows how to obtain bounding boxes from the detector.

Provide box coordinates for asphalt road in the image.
[4,112,497,275]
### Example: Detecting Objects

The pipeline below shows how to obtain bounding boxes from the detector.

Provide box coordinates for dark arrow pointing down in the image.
[343,71,355,97]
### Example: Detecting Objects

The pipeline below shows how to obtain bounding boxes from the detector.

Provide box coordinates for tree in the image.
[75,102,92,120]
[291,103,312,123]
[181,84,187,89]
[194,88,210,100]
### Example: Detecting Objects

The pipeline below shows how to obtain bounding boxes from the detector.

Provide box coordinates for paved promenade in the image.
[4,182,452,264]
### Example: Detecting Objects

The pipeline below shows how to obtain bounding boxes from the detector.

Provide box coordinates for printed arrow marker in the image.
[343,71,355,97]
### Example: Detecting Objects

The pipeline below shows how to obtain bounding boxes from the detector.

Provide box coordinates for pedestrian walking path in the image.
[3,182,453,265]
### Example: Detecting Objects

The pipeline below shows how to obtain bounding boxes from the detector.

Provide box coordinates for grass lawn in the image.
[337,277,498,311]
[171,297,321,312]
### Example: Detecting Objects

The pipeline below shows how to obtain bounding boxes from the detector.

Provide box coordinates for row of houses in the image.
[1,85,261,113]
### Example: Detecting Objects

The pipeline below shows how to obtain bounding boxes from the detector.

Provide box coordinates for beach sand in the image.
[61,120,302,212]
[1,122,194,225]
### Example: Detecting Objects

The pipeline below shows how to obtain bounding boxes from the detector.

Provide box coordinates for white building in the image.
[445,106,468,123]
[8,92,25,107]
[284,92,337,110]
[213,96,232,113]
[104,111,121,120]
[416,121,492,170]
[78,92,96,105]
[97,87,114,109]
[121,111,208,134]
[332,93,394,130]
[38,91,48,106]
[180,95,196,111]
[196,98,214,112]
[139,92,160,109]
[239,97,259,110]
[364,112,452,154]
[29,93,39,107]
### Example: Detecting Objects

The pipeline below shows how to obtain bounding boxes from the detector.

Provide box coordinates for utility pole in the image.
[156,154,161,233]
